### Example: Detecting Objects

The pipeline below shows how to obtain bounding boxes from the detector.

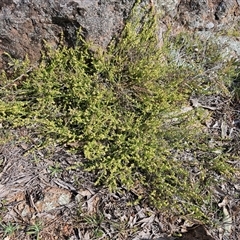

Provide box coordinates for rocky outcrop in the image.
[1,0,240,70]
[156,0,240,30]
[0,0,135,70]
[177,0,240,30]
[156,0,240,60]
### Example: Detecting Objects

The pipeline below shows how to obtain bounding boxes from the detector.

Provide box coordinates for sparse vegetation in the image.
[0,222,19,238]
[27,221,43,240]
[0,1,239,228]
[48,162,63,176]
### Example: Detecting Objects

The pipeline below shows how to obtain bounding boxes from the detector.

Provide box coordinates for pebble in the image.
[205,22,214,29]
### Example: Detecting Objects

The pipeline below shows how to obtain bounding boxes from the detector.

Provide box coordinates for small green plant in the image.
[83,214,105,238]
[0,222,19,237]
[27,221,43,240]
[48,162,62,176]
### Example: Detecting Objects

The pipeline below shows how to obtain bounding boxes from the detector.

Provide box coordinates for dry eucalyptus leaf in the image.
[78,188,94,199]
[138,214,155,226]
[83,231,90,240]
[218,196,232,236]
[222,206,232,235]
[221,121,228,139]
[218,196,229,208]
[190,98,202,108]
[86,194,100,213]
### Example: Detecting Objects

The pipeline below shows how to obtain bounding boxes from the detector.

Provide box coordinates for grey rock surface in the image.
[1,0,240,70]
[176,0,240,30]
[0,0,135,69]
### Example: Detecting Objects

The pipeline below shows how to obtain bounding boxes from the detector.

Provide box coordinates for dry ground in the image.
[0,94,240,240]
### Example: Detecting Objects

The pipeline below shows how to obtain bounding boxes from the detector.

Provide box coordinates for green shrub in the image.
[0,2,236,221]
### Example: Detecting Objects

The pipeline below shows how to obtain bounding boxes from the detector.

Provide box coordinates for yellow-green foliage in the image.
[0,3,236,220]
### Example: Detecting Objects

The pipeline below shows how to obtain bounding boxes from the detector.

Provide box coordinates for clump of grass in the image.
[27,221,43,240]
[0,222,19,238]
[0,1,236,221]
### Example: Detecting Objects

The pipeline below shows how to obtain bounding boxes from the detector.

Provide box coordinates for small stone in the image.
[58,193,71,205]
[205,22,214,29]
[35,187,72,212]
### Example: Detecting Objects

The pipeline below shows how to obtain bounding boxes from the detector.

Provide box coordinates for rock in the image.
[155,0,179,16]
[35,187,72,212]
[175,0,240,30]
[154,0,240,61]
[0,0,135,70]
[205,22,214,29]
[1,0,240,71]
[196,31,240,60]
